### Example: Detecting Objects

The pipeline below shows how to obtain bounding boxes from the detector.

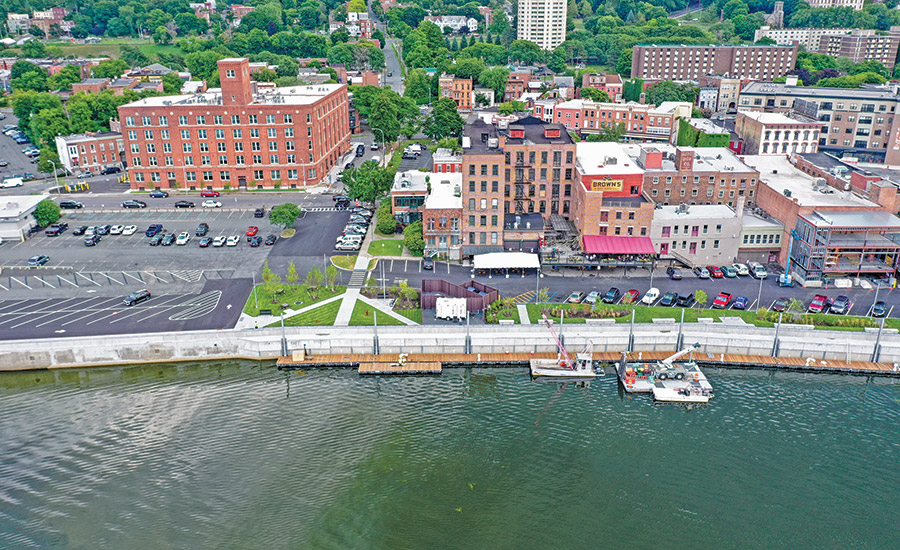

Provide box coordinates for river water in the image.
[1,362,898,549]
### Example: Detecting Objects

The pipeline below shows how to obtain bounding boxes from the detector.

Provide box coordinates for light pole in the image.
[372,127,386,161]
[756,274,764,310]
[872,281,882,313]
[48,159,60,191]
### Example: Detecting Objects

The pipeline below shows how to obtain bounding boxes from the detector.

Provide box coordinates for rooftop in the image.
[122,83,344,108]
[803,210,900,229]
[741,82,900,101]
[77,78,108,85]
[392,170,429,194]
[433,148,462,163]
[424,173,463,210]
[743,155,877,207]
[57,131,121,144]
[687,117,730,135]
[504,116,572,146]
[621,144,755,173]
[0,195,49,220]
[738,111,817,125]
[576,142,644,176]
[654,203,738,220]
[742,212,783,229]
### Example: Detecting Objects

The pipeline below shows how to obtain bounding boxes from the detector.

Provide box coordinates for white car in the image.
[226,235,240,246]
[122,225,137,235]
[212,235,227,247]
[175,232,191,245]
[202,200,222,208]
[84,226,96,236]
[641,287,660,305]
[732,263,750,276]
[109,225,124,235]
[335,241,361,251]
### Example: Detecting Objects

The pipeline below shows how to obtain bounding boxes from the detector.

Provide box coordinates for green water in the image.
[1,362,898,549]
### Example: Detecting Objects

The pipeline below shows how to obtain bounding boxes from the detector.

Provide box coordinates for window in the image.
[181,129,190,140]
[126,116,135,126]
[254,170,264,179]
[269,142,278,151]
[288,169,298,179]
[184,156,193,165]
[248,115,258,124]
[220,171,230,181]
[183,143,192,153]
[231,115,241,125]
[226,69,235,78]
[218,155,227,164]
[144,130,154,140]
[285,128,294,138]
[201,155,210,165]
[286,141,295,151]
[250,129,259,138]
[252,142,261,151]
[215,129,225,139]
[270,154,279,164]
[713,240,719,249]
[199,142,209,152]
[213,115,223,125]
[203,171,213,181]
[196,116,205,125]
[480,199,487,209]
[235,155,245,165]
[234,143,243,152]
[198,130,207,139]
[268,128,277,138]
[272,170,281,180]
[217,142,227,152]
[142,116,151,126]
[283,114,292,123]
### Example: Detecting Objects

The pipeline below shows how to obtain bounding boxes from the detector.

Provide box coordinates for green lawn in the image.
[273,299,342,327]
[243,285,345,316]
[42,41,181,60]
[349,300,404,326]
[394,308,422,323]
[368,239,403,256]
[331,255,357,270]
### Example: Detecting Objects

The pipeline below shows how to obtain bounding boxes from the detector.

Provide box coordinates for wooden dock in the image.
[276,351,900,377]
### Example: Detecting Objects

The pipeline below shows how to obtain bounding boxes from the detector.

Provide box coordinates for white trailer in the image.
[435,297,467,321]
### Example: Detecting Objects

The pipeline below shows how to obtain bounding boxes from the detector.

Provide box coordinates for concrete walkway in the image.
[517,304,532,324]
[234,292,346,330]
[333,288,417,326]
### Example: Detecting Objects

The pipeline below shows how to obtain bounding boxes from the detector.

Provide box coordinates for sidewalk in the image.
[234,292,346,330]
[333,288,417,326]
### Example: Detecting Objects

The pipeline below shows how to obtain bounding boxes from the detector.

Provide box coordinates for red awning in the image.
[582,235,656,255]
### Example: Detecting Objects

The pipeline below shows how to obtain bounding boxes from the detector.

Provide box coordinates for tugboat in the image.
[530,314,603,378]
[617,343,714,403]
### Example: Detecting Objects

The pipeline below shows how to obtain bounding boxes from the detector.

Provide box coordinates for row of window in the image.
[126,113,300,127]
[743,233,781,245]
[652,188,753,199]
[131,153,315,167]
[597,226,646,236]
[659,240,721,255]
[127,128,305,141]
[131,140,309,154]
[131,168,315,183]
[650,175,756,186]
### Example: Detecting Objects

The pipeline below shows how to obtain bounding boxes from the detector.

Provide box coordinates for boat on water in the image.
[616,344,714,403]
[530,314,603,378]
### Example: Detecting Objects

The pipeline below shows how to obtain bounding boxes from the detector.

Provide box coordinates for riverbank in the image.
[2,320,900,373]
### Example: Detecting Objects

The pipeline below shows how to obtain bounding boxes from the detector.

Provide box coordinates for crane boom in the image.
[541,313,573,368]
[660,343,701,368]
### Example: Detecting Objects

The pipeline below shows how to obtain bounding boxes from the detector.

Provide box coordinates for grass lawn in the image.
[273,300,342,327]
[349,300,405,326]
[243,285,345,316]
[42,41,181,60]
[368,239,403,256]
[394,308,422,323]
[331,256,377,270]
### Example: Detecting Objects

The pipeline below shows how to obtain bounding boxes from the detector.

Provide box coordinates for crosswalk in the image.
[348,269,368,287]
[304,207,341,212]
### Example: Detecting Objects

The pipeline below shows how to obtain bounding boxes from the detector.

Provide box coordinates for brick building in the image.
[734,111,820,155]
[551,99,692,142]
[580,73,623,102]
[631,44,798,80]
[433,148,462,173]
[650,203,744,266]
[422,174,463,259]
[439,74,474,110]
[806,0,864,9]
[572,142,654,240]
[55,132,125,174]
[391,171,427,225]
[505,71,536,102]
[816,28,900,70]
[738,81,900,164]
[118,58,349,190]
[697,75,745,113]
[72,78,110,94]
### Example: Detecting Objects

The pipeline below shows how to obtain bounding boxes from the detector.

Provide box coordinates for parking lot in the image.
[0,278,249,340]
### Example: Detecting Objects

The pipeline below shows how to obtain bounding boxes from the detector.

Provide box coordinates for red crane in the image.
[541,313,573,369]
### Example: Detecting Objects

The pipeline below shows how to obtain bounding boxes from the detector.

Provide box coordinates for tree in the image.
[262,259,282,287]
[453,58,486,80]
[645,81,698,105]
[498,101,526,115]
[376,199,396,234]
[508,40,545,65]
[305,266,324,298]
[92,59,130,79]
[269,203,303,229]
[616,49,633,76]
[404,68,431,103]
[580,88,611,102]
[120,45,149,67]
[185,50,225,80]
[32,199,61,228]
[286,261,300,284]
[548,48,567,73]
[48,65,83,91]
[342,161,393,205]
[587,122,626,142]
[403,220,425,256]
[694,290,708,309]
[424,97,464,139]
[20,39,46,58]
[368,92,401,142]
[38,148,60,174]
[478,66,509,99]
[162,72,184,94]
[325,264,338,290]
[537,288,550,303]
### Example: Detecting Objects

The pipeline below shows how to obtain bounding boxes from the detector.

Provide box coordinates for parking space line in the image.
[74,272,102,286]
[144,271,168,283]
[97,272,125,285]
[0,299,30,314]
[35,276,55,288]
[0,281,9,291]
[8,277,32,289]
[36,297,124,327]
[108,295,186,324]
[122,271,143,283]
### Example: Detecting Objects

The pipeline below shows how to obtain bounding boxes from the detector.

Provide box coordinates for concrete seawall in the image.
[1,322,899,372]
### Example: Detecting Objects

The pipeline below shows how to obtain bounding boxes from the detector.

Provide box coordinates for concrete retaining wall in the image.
[1,322,899,371]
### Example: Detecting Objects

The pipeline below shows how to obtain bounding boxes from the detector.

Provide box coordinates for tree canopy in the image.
[341,161,394,205]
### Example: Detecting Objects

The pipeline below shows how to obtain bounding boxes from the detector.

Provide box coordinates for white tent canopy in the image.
[473,252,540,270]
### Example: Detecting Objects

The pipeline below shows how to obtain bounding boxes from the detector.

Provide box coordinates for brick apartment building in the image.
[738,81,900,164]
[580,73,623,102]
[551,99,692,142]
[118,58,349,190]
[55,131,125,174]
[734,111,820,155]
[439,74,474,110]
[631,44,798,80]
[505,71,536,102]
[754,27,900,68]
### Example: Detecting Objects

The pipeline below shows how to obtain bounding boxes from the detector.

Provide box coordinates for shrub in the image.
[376,199,395,234]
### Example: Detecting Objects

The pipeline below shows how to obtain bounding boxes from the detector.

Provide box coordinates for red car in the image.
[200,190,220,197]
[808,294,830,313]
[712,291,732,309]
[622,289,641,304]
[246,226,259,236]
[707,265,724,278]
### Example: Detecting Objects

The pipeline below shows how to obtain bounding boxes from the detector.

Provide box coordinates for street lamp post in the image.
[372,127,386,161]
[756,274,764,310]
[48,159,60,191]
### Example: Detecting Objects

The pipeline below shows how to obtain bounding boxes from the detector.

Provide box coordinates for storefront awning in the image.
[583,235,656,255]
[473,252,541,270]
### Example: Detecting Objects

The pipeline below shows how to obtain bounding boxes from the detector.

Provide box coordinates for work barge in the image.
[276,351,900,377]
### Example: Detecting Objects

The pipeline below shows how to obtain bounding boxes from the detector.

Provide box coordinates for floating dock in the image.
[276,351,900,377]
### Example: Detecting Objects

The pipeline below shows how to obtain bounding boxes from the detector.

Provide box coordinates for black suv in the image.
[196,223,209,236]
[123,289,151,306]
[254,207,265,218]
[830,295,851,315]
[146,224,164,237]
[149,189,169,198]
[602,287,621,304]
[73,225,87,235]
[676,293,694,307]
[58,200,83,209]
[83,234,101,246]
[660,291,678,307]
[356,144,365,156]
[666,266,683,280]
[101,166,121,175]
[44,222,68,236]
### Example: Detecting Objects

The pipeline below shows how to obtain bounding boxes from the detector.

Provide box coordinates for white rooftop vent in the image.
[488,137,499,149]
[462,136,472,149]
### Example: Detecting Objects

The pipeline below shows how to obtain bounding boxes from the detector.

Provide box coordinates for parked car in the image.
[401,152,418,160]
[712,292,732,309]
[732,263,750,276]
[198,237,213,247]
[174,200,195,208]
[200,190,220,197]
[265,234,278,245]
[720,265,737,278]
[246,226,259,237]
[423,257,434,270]
[693,266,710,279]
[95,224,111,235]
[149,234,164,246]
[84,226,96,236]
[109,225,124,235]
[58,200,83,209]
[44,224,65,236]
[123,200,147,209]
[642,288,660,305]
[356,144,365,156]
[676,293,694,307]
[83,234,101,246]
[584,291,600,305]
[659,291,678,307]
[73,226,87,236]
[370,142,379,150]
[196,223,209,236]
[145,224,164,237]
[175,232,191,245]
[212,236,227,247]
[123,289,151,306]
[149,189,169,198]
[0,159,7,167]
[872,301,889,318]
[602,287,621,304]
[254,207,265,218]
[335,241,360,251]
[830,295,851,315]
[202,200,222,208]
[226,235,240,246]
[28,254,50,267]
[160,233,176,246]
[622,289,641,304]
[333,194,350,202]
[707,265,724,279]
[248,235,263,247]
[122,225,137,235]
[566,291,586,303]
[101,166,122,175]
[748,262,768,279]
[808,294,830,313]
[666,267,683,280]
[772,297,790,312]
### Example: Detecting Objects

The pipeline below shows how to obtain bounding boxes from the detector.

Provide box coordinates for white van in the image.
[0,177,24,188]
